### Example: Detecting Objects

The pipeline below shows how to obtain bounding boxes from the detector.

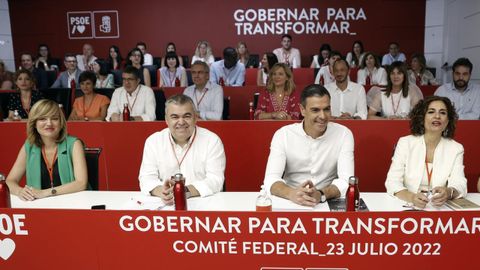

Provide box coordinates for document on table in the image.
[271,195,330,211]
[115,195,174,211]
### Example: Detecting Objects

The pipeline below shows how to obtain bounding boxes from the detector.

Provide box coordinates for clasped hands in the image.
[411,186,450,209]
[288,180,321,207]
[18,185,48,201]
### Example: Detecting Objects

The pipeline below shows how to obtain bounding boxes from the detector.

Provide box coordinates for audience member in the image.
[381,42,406,66]
[345,40,365,68]
[314,51,342,85]
[357,52,387,86]
[158,52,187,87]
[263,84,354,206]
[210,47,245,86]
[408,53,438,86]
[161,42,184,67]
[324,59,367,119]
[6,99,88,200]
[257,53,278,86]
[69,71,110,121]
[0,59,14,89]
[367,61,423,119]
[34,44,59,71]
[183,61,223,120]
[107,45,123,71]
[191,41,215,66]
[138,94,226,201]
[76,43,97,71]
[434,57,480,119]
[92,59,114,88]
[20,53,48,89]
[51,53,81,88]
[255,63,300,120]
[7,69,43,120]
[310,43,331,68]
[236,41,258,68]
[106,66,156,121]
[385,96,466,209]
[273,34,301,68]
[136,42,153,66]
[125,48,151,87]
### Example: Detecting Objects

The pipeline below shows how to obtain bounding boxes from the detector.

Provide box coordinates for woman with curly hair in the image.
[385,95,467,209]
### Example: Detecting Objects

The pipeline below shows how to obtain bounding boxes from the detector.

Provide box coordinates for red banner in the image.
[1,209,479,269]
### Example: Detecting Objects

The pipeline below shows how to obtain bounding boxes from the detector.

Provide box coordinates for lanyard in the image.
[21,92,32,114]
[425,155,433,191]
[125,85,140,112]
[194,88,209,108]
[169,129,197,172]
[390,92,402,115]
[168,69,176,87]
[41,146,58,188]
[82,94,95,118]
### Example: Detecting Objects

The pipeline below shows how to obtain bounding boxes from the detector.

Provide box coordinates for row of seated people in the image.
[1,57,479,122]
[1,37,438,90]
[3,84,479,210]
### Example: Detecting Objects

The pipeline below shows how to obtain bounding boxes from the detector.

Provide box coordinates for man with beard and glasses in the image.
[209,47,245,86]
[324,59,367,119]
[435,58,480,119]
[262,84,354,206]
[138,94,226,203]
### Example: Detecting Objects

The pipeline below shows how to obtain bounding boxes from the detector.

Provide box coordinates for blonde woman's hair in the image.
[194,41,213,59]
[266,63,295,95]
[27,99,67,147]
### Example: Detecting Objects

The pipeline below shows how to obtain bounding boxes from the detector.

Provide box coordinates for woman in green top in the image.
[6,99,88,200]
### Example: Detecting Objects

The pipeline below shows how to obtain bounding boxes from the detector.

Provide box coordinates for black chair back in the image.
[85,147,102,191]
[223,96,230,120]
[39,88,72,117]
[186,69,193,86]
[46,70,58,88]
[153,57,162,68]
[154,89,166,120]
[181,56,190,68]
[0,91,14,120]
[144,65,158,87]
[112,70,123,87]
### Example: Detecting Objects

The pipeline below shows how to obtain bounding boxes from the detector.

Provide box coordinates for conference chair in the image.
[85,147,102,191]
[154,89,166,120]
[0,91,13,120]
[40,88,72,116]
[112,70,123,87]
[153,57,162,68]
[144,65,158,87]
[45,70,58,87]
[181,56,190,68]
[223,96,230,120]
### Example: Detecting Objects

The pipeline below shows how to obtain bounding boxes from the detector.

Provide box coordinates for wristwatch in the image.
[51,188,57,196]
[318,189,327,203]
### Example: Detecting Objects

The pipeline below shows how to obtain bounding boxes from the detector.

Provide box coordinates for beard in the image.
[454,79,468,89]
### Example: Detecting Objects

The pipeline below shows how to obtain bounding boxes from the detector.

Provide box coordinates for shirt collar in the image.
[298,121,329,140]
[335,82,353,92]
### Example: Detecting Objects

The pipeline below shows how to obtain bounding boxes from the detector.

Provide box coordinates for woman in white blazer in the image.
[385,96,467,208]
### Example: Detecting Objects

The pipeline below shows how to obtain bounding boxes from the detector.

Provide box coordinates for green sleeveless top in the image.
[25,135,78,189]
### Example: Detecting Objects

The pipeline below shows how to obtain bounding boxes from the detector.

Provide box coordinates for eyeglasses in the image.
[65,60,77,63]
[191,71,207,75]
[122,77,137,82]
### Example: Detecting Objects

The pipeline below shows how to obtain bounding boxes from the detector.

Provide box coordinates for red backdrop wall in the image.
[9,0,426,68]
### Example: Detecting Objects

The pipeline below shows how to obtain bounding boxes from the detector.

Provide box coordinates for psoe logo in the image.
[0,214,28,261]
[67,11,94,39]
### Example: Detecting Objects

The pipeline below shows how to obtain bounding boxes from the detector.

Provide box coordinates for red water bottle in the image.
[346,176,360,212]
[123,103,130,121]
[173,173,187,210]
[175,77,181,87]
[249,102,254,120]
[219,77,225,86]
[0,174,11,208]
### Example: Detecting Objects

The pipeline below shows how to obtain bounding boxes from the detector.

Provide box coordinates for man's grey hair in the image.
[165,94,196,114]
